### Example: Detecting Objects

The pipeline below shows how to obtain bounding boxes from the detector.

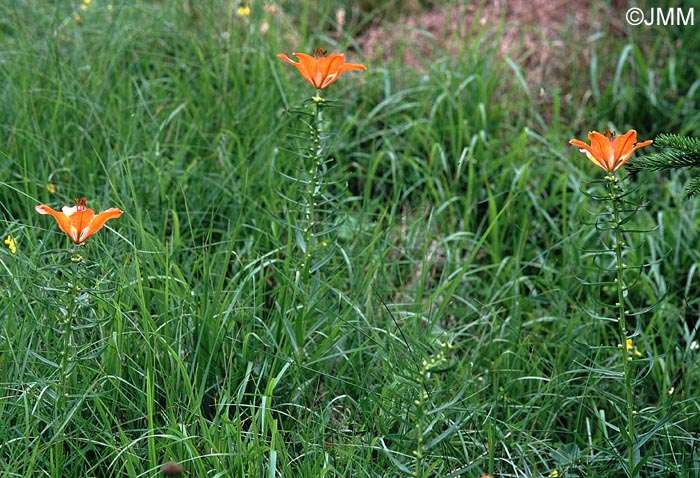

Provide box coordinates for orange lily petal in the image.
[569,137,606,170]
[277,52,322,88]
[323,56,367,89]
[613,130,653,168]
[78,208,122,243]
[72,208,96,243]
[317,54,344,88]
[588,131,616,170]
[612,130,637,169]
[36,204,78,242]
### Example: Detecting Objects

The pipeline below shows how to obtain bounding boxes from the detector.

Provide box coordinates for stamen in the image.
[603,129,616,139]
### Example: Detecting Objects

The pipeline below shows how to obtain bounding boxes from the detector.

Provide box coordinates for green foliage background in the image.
[1,1,699,477]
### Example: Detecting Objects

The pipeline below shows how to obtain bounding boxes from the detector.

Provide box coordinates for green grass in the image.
[2,1,700,477]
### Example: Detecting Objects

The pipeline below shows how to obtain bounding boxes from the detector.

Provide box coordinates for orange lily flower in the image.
[277,49,367,90]
[35,198,122,245]
[569,129,652,173]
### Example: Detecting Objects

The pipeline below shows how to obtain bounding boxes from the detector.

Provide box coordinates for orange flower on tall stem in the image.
[277,49,367,90]
[35,198,122,245]
[569,129,652,173]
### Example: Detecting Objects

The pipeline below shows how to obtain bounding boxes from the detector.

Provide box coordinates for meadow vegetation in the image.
[1,1,700,477]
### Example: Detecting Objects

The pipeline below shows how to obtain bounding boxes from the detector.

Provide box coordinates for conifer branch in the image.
[627,133,700,198]
[683,176,700,199]
[627,133,700,171]
[656,133,700,152]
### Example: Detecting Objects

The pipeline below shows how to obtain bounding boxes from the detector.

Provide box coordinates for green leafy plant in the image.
[569,128,667,478]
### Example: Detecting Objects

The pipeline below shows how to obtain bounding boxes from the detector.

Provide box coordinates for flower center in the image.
[313,48,328,58]
[75,198,87,211]
[603,129,616,140]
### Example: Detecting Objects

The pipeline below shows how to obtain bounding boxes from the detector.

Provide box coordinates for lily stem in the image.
[300,94,324,284]
[607,175,637,478]
[294,93,326,351]
[52,252,81,477]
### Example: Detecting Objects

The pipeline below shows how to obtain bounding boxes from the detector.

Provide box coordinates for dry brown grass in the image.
[357,1,623,91]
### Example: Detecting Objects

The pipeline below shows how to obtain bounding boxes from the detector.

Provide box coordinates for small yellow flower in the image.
[47,183,56,194]
[626,338,642,358]
[80,3,89,11]
[4,235,16,254]
[237,5,251,16]
[549,470,559,477]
